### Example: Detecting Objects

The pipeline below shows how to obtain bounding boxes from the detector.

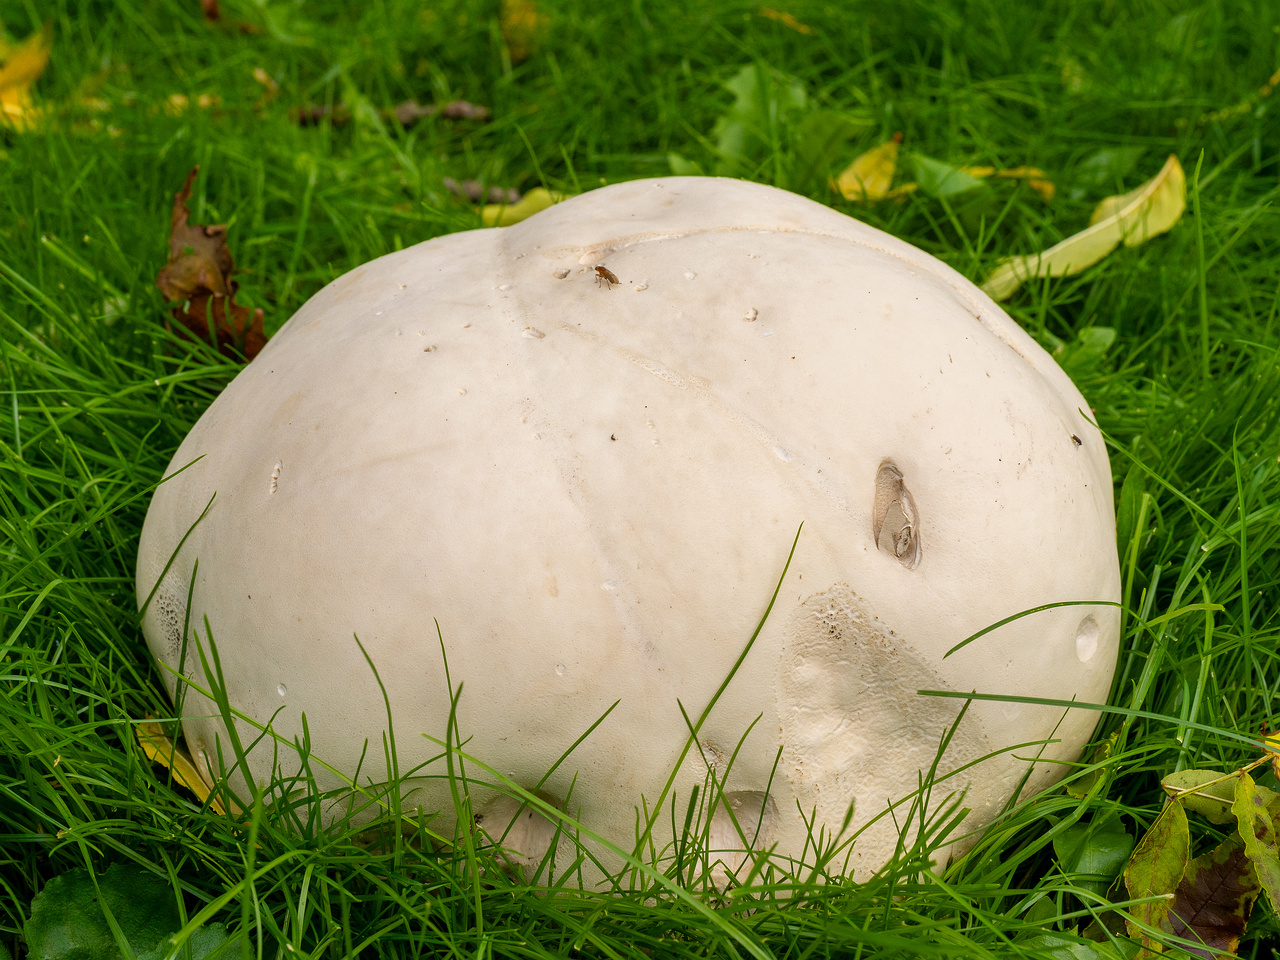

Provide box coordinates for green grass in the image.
[3,0,1280,956]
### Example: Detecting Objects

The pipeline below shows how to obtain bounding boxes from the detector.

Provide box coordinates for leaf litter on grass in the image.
[982,155,1186,301]
[156,167,267,361]
[0,23,51,130]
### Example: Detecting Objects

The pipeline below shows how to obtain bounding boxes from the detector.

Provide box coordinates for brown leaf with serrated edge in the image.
[156,167,266,361]
[1165,839,1260,958]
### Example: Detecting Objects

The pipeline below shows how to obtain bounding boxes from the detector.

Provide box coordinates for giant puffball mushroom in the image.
[136,177,1121,883]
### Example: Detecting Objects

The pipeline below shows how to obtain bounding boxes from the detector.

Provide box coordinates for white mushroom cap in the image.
[137,177,1120,883]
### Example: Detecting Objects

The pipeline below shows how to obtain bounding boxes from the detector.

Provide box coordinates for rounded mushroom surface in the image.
[137,177,1121,883]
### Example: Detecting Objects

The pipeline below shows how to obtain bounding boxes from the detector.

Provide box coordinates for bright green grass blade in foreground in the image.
[3,0,1280,955]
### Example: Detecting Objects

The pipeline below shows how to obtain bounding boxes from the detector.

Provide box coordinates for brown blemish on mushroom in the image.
[872,460,921,569]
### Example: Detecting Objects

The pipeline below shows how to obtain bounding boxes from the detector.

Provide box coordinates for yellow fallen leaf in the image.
[959,165,1055,202]
[981,154,1185,301]
[501,0,546,63]
[481,186,566,226]
[1265,728,1280,781]
[833,135,914,202]
[137,719,239,815]
[0,24,52,131]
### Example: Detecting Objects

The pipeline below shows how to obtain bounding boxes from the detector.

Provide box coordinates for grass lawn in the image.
[3,0,1280,956]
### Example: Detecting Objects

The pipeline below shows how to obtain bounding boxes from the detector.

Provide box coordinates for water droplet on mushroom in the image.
[552,267,570,279]
[458,388,467,396]
[498,283,512,291]
[772,445,792,463]
[1075,616,1100,663]
[872,460,921,569]
[602,580,618,591]
[634,280,649,291]
[683,270,697,280]
[269,462,282,495]
[522,327,546,339]
[554,663,565,676]
[744,307,758,322]
[277,683,287,697]
[760,330,774,338]
[746,253,758,259]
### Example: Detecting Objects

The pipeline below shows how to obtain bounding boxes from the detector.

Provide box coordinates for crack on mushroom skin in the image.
[872,460,921,569]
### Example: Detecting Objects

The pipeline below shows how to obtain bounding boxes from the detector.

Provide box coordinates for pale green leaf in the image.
[1233,771,1280,913]
[1124,799,1190,944]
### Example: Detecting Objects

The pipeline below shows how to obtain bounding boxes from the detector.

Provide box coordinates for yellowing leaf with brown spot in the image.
[0,24,52,130]
[501,0,547,63]
[482,186,566,226]
[137,719,240,815]
[833,136,914,202]
[982,154,1185,301]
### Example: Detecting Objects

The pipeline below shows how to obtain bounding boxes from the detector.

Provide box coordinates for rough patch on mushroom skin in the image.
[777,584,991,872]
[151,570,191,694]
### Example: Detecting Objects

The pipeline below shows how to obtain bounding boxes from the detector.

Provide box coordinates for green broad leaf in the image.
[24,864,180,960]
[1053,327,1116,378]
[1067,733,1117,800]
[1124,800,1189,944]
[137,924,232,960]
[1232,771,1280,912]
[667,153,705,177]
[1165,839,1259,958]
[1072,146,1146,194]
[790,110,869,194]
[1054,812,1133,897]
[711,63,806,178]
[1114,465,1146,568]
[908,153,986,199]
[1162,769,1280,824]
[1016,933,1128,960]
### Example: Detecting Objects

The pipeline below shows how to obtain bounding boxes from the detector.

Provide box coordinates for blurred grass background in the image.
[2,0,1279,956]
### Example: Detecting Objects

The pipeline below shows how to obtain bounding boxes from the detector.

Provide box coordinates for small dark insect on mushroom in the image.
[594,264,620,288]
[1071,434,1083,447]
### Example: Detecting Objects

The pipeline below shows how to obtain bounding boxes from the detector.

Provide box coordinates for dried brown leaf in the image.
[156,167,267,361]
[1166,840,1260,958]
[391,99,490,126]
[444,177,520,205]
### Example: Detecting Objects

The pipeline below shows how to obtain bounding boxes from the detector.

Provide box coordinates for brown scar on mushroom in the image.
[872,460,921,569]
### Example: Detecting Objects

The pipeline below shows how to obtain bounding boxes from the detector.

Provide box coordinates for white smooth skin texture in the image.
[137,177,1121,883]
